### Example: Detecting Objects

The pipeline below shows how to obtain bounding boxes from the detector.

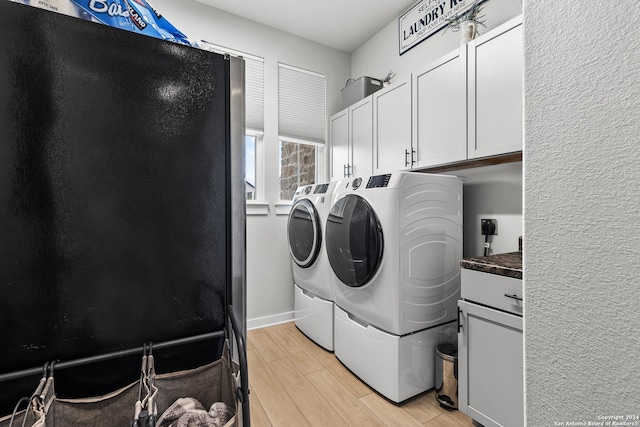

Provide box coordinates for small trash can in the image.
[435,343,458,409]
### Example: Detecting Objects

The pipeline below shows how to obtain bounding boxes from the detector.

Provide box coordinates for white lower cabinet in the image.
[458,299,524,427]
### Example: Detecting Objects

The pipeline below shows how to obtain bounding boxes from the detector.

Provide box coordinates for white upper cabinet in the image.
[331,15,523,176]
[349,96,373,178]
[468,15,524,158]
[372,74,413,174]
[413,48,468,168]
[329,109,349,179]
[330,96,373,180]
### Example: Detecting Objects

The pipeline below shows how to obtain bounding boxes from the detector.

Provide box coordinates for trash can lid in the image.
[436,343,458,360]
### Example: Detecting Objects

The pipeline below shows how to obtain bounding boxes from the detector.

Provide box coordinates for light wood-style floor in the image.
[247,321,473,427]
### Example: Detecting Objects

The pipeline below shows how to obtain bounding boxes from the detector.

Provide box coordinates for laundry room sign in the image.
[399,0,476,54]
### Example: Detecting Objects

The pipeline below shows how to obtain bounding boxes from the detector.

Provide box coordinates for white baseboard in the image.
[247,311,295,330]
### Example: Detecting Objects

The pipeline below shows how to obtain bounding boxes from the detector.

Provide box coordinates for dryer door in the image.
[288,199,322,268]
[325,195,383,287]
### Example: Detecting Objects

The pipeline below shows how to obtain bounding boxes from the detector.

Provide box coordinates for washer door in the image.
[325,195,383,287]
[288,198,322,268]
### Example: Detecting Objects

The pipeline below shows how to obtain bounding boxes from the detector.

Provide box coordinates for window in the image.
[199,41,265,202]
[245,135,256,200]
[278,63,326,200]
[279,139,319,200]
[245,130,264,202]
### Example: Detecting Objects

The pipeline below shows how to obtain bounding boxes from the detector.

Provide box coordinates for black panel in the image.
[287,199,321,268]
[313,183,329,194]
[325,195,384,287]
[0,0,229,381]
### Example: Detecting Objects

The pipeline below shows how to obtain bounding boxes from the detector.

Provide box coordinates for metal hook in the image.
[146,342,157,427]
[132,344,149,427]
[30,362,49,400]
[46,361,56,378]
[32,360,56,423]
[147,342,154,383]
[40,362,49,379]
[26,361,49,421]
[10,362,51,427]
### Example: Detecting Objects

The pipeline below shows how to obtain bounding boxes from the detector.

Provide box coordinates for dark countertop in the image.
[460,251,523,279]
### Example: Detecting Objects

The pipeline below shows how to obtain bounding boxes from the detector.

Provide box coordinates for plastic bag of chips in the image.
[120,0,190,44]
[71,0,190,44]
[10,0,190,45]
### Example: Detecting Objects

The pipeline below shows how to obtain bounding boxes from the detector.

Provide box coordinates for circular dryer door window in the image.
[288,199,322,268]
[325,195,384,287]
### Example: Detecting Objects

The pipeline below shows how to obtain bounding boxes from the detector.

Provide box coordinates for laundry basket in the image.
[341,76,383,108]
[0,339,241,427]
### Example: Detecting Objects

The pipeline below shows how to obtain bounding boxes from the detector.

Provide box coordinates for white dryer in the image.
[287,181,337,351]
[326,171,463,402]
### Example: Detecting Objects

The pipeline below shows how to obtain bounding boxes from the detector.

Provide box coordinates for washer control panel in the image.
[366,174,392,188]
[314,183,329,194]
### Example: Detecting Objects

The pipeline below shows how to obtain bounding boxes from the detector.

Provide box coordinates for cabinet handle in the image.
[411,149,416,167]
[343,164,348,178]
[504,293,523,302]
[347,164,352,177]
[457,307,462,332]
[405,149,410,167]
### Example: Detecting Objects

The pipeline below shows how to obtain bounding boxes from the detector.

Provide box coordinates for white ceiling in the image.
[192,0,418,52]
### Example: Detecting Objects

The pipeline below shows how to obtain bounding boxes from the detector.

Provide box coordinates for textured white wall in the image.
[524,1,640,423]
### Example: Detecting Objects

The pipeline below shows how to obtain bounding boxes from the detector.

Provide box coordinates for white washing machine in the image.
[287,181,337,351]
[325,171,462,402]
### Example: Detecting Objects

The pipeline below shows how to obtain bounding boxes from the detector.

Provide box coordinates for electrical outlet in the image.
[481,219,497,236]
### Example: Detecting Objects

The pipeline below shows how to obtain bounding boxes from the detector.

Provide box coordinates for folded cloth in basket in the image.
[157,397,234,427]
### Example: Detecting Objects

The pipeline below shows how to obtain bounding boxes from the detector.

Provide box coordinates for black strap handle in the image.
[228,306,250,426]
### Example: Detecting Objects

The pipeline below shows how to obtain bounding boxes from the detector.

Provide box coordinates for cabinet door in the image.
[413,48,467,168]
[458,300,524,427]
[329,109,349,179]
[373,74,412,174]
[349,96,373,178]
[468,15,523,158]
